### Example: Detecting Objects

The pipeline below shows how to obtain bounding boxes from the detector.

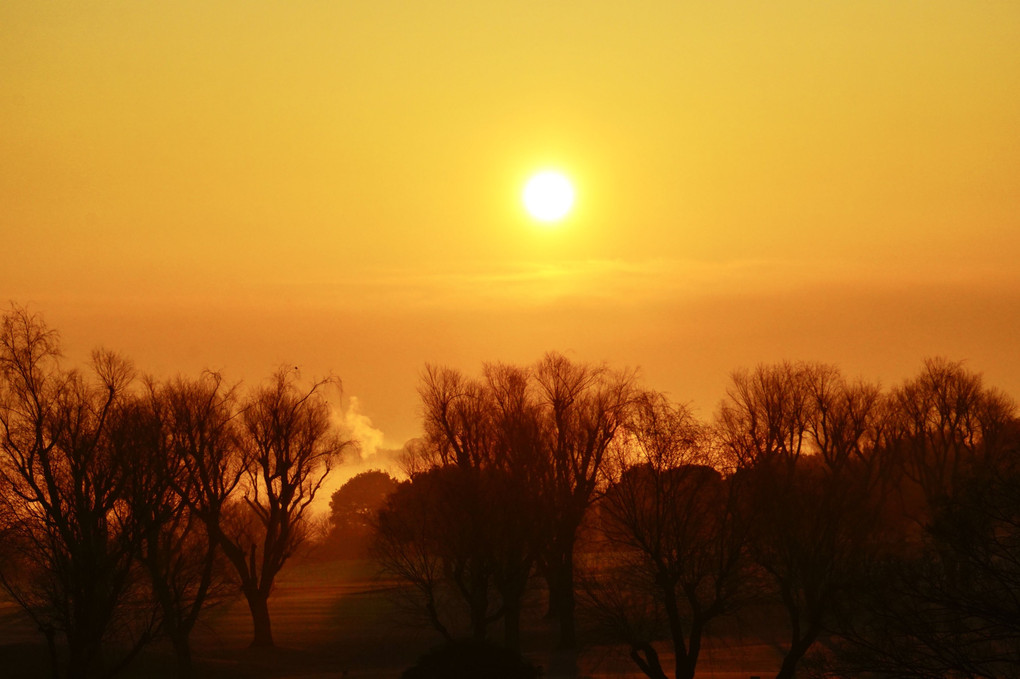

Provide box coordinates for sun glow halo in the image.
[523,171,575,223]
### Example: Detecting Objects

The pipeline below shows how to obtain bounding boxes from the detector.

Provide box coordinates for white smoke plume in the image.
[341,395,386,464]
[312,396,408,521]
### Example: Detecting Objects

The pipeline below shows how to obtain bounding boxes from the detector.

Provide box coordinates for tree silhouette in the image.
[825,360,1020,678]
[588,392,751,679]
[376,363,547,648]
[375,465,506,642]
[325,469,399,558]
[482,362,549,650]
[0,308,357,666]
[118,374,238,678]
[718,362,888,679]
[375,468,457,642]
[6,307,1020,678]
[378,355,634,649]
[889,357,1015,510]
[330,469,399,533]
[533,352,635,648]
[0,306,155,679]
[216,369,352,647]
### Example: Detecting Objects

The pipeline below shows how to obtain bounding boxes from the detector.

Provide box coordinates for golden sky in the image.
[4,1,1019,449]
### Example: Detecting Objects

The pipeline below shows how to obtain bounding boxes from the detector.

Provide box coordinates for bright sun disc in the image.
[523,171,575,222]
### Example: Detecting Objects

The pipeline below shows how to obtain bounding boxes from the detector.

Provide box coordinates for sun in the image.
[523,171,575,223]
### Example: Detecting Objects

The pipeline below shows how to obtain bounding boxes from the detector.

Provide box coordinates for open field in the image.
[0,558,783,678]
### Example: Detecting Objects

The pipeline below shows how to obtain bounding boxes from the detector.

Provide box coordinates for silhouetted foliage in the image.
[375,468,460,642]
[401,639,542,679]
[325,470,399,558]
[375,462,543,647]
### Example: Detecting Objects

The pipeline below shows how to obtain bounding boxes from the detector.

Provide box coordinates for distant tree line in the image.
[374,355,1020,679]
[0,305,353,679]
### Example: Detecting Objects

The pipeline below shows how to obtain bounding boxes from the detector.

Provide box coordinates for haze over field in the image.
[4,1,1019,447]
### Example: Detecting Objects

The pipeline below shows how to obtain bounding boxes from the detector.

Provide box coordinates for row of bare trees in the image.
[3,303,1016,679]
[0,306,352,679]
[375,355,1019,679]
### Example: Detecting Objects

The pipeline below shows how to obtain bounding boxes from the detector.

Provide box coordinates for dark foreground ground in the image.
[0,559,782,678]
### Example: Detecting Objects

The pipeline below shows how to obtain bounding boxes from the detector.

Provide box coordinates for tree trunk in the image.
[245,590,275,647]
[775,626,819,679]
[425,595,453,642]
[469,568,490,641]
[543,578,560,620]
[470,597,488,641]
[498,565,530,651]
[41,625,59,679]
[630,641,669,679]
[663,593,700,679]
[503,602,522,650]
[551,548,577,648]
[675,619,703,679]
[170,631,194,679]
[543,566,578,646]
[66,631,101,679]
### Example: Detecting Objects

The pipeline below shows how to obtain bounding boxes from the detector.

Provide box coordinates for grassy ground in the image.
[0,559,784,678]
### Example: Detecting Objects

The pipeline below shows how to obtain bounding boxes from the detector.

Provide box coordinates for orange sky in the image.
[4,1,1020,455]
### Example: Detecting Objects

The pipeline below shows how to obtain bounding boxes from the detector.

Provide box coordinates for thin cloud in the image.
[297,258,1020,312]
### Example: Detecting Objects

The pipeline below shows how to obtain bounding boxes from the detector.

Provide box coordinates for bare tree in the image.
[588,392,750,679]
[117,375,238,678]
[0,305,155,679]
[533,352,635,648]
[889,357,1015,510]
[824,361,1020,679]
[483,362,548,650]
[718,362,888,679]
[418,364,498,470]
[217,369,353,647]
[717,362,812,470]
[377,363,545,648]
[402,355,636,649]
